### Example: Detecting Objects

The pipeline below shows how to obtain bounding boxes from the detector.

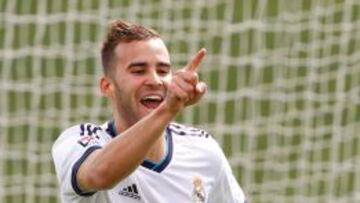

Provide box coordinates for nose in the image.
[145,70,163,86]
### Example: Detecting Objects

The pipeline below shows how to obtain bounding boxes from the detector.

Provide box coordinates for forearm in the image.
[78,104,175,191]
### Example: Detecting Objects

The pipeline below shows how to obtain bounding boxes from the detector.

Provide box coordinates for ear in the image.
[100,74,113,98]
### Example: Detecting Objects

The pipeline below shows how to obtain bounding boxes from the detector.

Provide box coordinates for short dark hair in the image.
[101,19,160,75]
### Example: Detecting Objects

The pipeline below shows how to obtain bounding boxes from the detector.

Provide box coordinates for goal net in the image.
[1,0,359,202]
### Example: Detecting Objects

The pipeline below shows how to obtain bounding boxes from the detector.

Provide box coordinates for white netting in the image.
[0,0,359,202]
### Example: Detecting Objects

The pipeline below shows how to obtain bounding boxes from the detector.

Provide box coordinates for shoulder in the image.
[52,122,111,189]
[168,122,224,160]
[168,123,231,179]
[52,122,113,153]
[168,122,220,151]
[168,122,212,139]
[60,122,111,138]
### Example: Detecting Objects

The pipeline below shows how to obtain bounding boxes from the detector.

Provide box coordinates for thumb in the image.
[195,82,207,94]
[185,81,207,106]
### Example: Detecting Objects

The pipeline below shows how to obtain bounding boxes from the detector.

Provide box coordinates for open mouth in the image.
[140,95,164,109]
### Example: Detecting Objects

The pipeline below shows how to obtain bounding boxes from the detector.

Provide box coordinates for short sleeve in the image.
[52,123,109,198]
[207,149,246,203]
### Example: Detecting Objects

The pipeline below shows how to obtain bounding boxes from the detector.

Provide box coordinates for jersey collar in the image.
[141,127,173,173]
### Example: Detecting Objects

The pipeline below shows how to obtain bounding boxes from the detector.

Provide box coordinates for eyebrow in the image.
[127,61,171,69]
[158,62,171,68]
[128,62,147,69]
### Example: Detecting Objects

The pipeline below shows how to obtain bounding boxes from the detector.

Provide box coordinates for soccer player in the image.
[52,19,246,203]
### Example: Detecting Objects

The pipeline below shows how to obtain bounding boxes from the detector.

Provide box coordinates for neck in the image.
[112,110,133,133]
[145,133,166,162]
[112,113,166,163]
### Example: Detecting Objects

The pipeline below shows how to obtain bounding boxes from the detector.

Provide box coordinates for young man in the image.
[52,19,246,203]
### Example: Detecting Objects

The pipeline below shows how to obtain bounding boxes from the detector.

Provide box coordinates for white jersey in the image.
[52,121,246,203]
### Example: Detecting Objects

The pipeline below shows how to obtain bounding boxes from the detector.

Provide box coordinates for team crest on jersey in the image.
[77,124,101,147]
[192,176,206,203]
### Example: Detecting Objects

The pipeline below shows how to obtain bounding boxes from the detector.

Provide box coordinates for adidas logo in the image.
[118,184,141,200]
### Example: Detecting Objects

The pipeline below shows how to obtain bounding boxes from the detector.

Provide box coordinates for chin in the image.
[139,107,156,117]
[137,101,163,119]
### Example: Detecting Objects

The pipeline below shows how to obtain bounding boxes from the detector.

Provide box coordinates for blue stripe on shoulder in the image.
[71,145,101,196]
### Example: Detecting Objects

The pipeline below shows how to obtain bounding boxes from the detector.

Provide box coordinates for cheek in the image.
[117,80,144,102]
[163,75,172,87]
[113,72,139,93]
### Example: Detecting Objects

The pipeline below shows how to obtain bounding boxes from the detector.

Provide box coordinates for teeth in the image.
[143,95,162,101]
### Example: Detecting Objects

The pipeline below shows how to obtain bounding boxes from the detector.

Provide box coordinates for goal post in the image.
[1,0,359,203]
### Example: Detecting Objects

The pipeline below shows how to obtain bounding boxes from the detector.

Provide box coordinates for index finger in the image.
[184,48,207,72]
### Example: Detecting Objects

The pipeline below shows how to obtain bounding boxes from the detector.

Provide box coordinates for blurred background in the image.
[0,0,359,202]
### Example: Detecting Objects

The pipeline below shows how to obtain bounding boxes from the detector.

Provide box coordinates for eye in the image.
[128,62,147,75]
[131,67,145,75]
[157,65,170,75]
[157,69,169,75]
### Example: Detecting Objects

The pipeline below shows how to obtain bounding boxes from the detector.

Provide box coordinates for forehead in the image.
[113,38,170,67]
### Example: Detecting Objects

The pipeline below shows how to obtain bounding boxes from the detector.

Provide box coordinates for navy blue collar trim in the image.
[106,120,117,138]
[106,120,173,173]
[141,127,173,173]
